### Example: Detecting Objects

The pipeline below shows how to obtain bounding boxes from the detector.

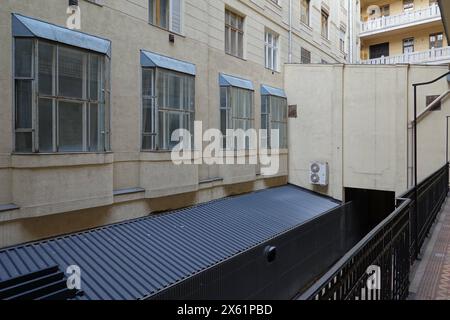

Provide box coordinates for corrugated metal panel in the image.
[140,50,196,75]
[0,185,339,300]
[12,14,112,57]
[261,84,287,98]
[219,73,254,90]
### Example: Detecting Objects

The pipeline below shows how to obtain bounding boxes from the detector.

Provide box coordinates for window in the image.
[321,9,329,39]
[149,0,183,33]
[265,30,279,71]
[430,33,444,49]
[261,95,287,149]
[403,0,414,12]
[225,9,244,59]
[430,0,438,6]
[403,38,414,54]
[220,86,254,149]
[301,48,311,64]
[142,68,195,150]
[369,42,389,59]
[321,59,328,64]
[300,0,310,26]
[339,26,346,52]
[14,39,110,153]
[381,5,390,16]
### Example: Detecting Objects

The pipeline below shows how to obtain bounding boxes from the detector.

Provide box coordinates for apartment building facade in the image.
[360,0,449,65]
[0,0,350,247]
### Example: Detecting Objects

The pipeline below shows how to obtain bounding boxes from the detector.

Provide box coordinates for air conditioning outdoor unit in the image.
[309,162,329,186]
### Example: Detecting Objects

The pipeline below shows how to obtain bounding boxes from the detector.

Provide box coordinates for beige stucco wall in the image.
[361,0,435,21]
[0,0,346,247]
[286,63,450,200]
[285,64,344,200]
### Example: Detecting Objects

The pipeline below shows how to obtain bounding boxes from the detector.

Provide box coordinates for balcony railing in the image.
[361,4,441,35]
[362,46,450,65]
[297,164,449,300]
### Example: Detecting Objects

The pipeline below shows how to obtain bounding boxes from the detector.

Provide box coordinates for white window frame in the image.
[300,0,311,26]
[261,95,288,149]
[321,9,329,39]
[225,9,245,59]
[264,29,279,72]
[220,86,254,150]
[141,67,195,151]
[13,38,111,154]
[149,0,184,34]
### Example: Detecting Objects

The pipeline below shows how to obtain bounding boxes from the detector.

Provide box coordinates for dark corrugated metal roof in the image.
[0,185,339,300]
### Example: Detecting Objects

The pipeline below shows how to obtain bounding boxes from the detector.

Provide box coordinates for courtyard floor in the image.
[410,197,450,300]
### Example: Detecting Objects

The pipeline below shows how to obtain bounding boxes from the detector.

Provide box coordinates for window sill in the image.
[11,152,114,169]
[147,23,186,38]
[225,52,247,61]
[300,21,312,31]
[265,67,281,74]
[140,150,202,162]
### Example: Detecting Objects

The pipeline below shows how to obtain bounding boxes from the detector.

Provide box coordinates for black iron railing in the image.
[400,163,449,263]
[298,164,449,300]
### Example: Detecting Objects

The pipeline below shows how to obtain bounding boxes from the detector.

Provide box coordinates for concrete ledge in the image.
[113,187,145,196]
[199,177,224,185]
[0,204,19,213]
[11,153,114,169]
[0,195,114,223]
[146,184,199,199]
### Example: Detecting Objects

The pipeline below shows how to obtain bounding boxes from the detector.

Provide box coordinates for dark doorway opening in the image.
[345,188,395,233]
[369,42,390,59]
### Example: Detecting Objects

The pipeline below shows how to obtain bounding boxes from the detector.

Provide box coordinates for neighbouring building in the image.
[360,0,450,65]
[0,0,351,248]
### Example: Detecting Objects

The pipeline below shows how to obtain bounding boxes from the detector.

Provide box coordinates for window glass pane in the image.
[89,55,100,101]
[143,98,154,133]
[59,47,86,99]
[15,80,33,129]
[220,109,227,135]
[168,73,182,109]
[142,135,155,150]
[15,132,32,153]
[89,103,99,152]
[238,32,244,58]
[261,96,268,114]
[160,0,169,29]
[261,114,268,130]
[15,38,33,78]
[184,76,195,111]
[159,111,165,149]
[142,69,154,97]
[149,0,155,24]
[231,30,237,56]
[39,98,53,152]
[157,71,166,108]
[99,103,106,151]
[58,101,83,152]
[38,42,54,95]
[168,112,181,149]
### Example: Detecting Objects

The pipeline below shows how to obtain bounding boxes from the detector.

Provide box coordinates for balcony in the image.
[361,4,441,36]
[362,46,450,65]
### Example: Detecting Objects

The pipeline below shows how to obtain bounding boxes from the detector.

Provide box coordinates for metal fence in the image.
[298,164,449,300]
[401,163,449,263]
[148,201,366,300]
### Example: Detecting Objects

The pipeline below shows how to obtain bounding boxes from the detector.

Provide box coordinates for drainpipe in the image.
[348,0,353,63]
[288,0,293,63]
